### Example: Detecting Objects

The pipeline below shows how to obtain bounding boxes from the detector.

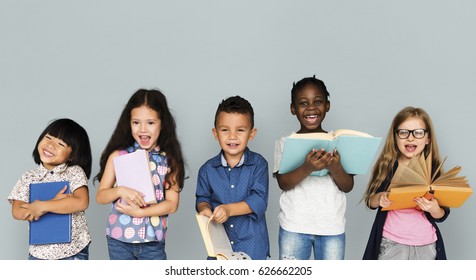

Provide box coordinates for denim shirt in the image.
[106,142,169,243]
[195,148,270,259]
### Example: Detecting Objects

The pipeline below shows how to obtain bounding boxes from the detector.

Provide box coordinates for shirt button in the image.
[231,185,234,189]
[228,168,231,171]
[230,224,234,228]
[230,241,234,245]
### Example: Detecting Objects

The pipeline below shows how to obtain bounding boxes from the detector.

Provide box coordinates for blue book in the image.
[278,129,382,176]
[29,181,72,245]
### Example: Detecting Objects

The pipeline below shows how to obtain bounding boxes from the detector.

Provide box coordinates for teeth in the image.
[305,115,318,119]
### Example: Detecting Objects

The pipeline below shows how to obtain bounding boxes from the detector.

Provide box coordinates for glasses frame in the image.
[395,129,428,139]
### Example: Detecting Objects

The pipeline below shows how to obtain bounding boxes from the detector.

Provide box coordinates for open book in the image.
[278,129,382,176]
[29,181,71,245]
[113,149,157,204]
[195,214,251,260]
[382,152,472,211]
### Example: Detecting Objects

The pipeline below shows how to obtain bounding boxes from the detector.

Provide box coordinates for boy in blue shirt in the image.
[195,96,270,260]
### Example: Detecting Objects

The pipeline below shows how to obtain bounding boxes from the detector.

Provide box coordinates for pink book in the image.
[113,149,157,204]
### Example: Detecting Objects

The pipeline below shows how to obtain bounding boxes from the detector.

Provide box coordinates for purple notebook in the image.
[113,149,157,204]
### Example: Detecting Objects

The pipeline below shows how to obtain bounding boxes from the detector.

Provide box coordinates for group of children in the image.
[8,76,451,260]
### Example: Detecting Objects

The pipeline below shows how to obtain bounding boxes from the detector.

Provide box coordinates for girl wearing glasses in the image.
[362,106,449,260]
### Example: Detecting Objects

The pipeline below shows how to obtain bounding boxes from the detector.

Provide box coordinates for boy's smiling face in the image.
[291,84,330,133]
[212,111,256,167]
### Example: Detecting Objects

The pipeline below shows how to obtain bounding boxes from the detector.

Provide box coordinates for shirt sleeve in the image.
[273,136,285,174]
[244,155,269,219]
[68,166,88,193]
[195,164,212,210]
[8,174,30,203]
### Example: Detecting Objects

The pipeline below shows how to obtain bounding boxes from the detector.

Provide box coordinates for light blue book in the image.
[278,129,382,176]
[29,181,71,245]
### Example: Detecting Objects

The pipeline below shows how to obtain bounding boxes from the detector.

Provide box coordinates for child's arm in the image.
[211,202,253,224]
[115,173,180,217]
[15,186,89,221]
[96,151,147,207]
[327,149,354,193]
[368,191,391,209]
[196,201,252,224]
[12,200,30,220]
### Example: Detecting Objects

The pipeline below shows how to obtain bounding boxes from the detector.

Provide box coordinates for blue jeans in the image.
[279,226,345,260]
[106,235,167,260]
[28,244,89,260]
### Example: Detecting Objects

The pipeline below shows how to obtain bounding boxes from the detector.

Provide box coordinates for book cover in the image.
[113,149,157,204]
[382,153,472,211]
[196,214,233,258]
[278,129,382,176]
[29,181,71,245]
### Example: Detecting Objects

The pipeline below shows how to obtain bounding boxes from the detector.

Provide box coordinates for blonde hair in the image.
[363,106,441,207]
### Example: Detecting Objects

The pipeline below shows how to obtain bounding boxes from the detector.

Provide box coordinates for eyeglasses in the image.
[395,129,427,139]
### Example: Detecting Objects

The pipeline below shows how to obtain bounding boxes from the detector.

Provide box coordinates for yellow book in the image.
[382,153,472,211]
[195,214,251,260]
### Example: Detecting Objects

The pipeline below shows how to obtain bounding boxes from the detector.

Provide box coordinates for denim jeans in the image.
[28,244,89,260]
[279,226,345,260]
[106,235,167,260]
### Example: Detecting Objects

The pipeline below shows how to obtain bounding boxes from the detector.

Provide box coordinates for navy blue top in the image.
[195,148,270,260]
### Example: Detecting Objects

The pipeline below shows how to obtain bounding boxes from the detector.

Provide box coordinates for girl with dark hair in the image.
[95,88,185,260]
[8,118,92,260]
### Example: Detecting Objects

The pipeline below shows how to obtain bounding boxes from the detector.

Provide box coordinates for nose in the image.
[228,131,238,139]
[139,123,148,132]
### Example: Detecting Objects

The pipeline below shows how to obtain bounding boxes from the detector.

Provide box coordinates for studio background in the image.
[1,0,475,260]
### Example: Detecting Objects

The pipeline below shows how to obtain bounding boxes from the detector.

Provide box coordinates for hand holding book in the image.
[383,153,472,211]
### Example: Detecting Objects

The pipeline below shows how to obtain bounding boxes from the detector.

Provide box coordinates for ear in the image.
[290,103,296,115]
[212,128,218,140]
[249,128,257,141]
[326,100,331,112]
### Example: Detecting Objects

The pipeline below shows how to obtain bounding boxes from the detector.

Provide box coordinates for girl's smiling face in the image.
[38,134,73,170]
[396,117,430,166]
[130,105,161,151]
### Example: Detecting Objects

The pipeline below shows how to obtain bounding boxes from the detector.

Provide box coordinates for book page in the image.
[288,132,334,141]
[196,214,232,257]
[333,129,372,138]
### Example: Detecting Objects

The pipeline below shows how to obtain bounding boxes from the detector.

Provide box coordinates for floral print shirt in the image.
[8,163,91,260]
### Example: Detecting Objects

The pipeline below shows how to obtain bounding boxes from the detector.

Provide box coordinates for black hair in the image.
[214,95,254,128]
[95,88,185,191]
[291,75,330,104]
[33,118,92,178]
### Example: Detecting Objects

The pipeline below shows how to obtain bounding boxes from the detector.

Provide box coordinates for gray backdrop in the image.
[1,1,474,260]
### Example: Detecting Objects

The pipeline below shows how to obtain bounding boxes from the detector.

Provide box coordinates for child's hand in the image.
[211,205,230,224]
[52,185,72,200]
[378,192,392,208]
[198,208,213,218]
[326,149,343,173]
[304,148,333,172]
[117,186,147,208]
[20,201,47,221]
[115,199,144,217]
[414,196,442,216]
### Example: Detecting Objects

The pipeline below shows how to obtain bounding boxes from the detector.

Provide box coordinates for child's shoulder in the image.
[245,148,268,165]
